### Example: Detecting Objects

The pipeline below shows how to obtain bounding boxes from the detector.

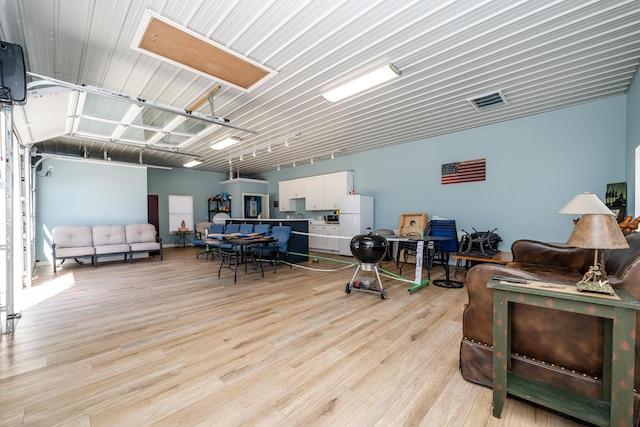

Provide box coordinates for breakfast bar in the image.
[225,218,310,264]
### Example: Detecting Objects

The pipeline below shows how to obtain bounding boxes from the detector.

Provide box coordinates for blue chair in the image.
[224,223,240,235]
[259,226,292,272]
[208,223,225,235]
[254,224,271,235]
[218,223,242,281]
[239,223,254,234]
[193,222,222,259]
[247,224,273,273]
[426,219,463,288]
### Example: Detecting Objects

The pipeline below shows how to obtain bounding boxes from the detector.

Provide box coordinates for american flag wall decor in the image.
[441,158,486,184]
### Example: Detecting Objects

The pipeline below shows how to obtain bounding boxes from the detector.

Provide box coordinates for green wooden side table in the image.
[488,278,640,427]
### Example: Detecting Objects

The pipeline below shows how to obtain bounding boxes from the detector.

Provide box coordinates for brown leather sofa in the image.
[460,232,640,424]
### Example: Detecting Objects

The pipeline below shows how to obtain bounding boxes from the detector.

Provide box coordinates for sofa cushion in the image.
[129,241,161,252]
[93,225,127,246]
[54,246,96,258]
[126,224,161,252]
[94,244,131,255]
[52,226,95,257]
[92,225,130,256]
[126,224,157,244]
[603,232,640,280]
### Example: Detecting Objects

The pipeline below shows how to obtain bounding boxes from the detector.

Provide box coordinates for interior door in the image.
[147,195,159,232]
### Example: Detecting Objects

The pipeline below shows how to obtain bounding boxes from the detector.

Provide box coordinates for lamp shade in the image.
[567,214,629,249]
[558,192,614,215]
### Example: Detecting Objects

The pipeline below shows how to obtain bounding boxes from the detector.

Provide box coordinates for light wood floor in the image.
[1,248,586,426]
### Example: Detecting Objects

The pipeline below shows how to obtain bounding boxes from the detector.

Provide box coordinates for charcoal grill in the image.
[345,233,389,299]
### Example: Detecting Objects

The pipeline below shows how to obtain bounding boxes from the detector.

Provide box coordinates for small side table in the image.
[488,278,640,427]
[174,230,192,247]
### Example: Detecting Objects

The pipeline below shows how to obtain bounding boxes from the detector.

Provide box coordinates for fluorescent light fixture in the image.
[211,136,241,150]
[183,159,203,168]
[322,63,401,102]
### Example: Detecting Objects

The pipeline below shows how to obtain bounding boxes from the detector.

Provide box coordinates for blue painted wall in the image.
[35,158,148,262]
[626,74,640,213]
[261,96,627,249]
[147,167,227,245]
[220,178,268,216]
[36,94,629,263]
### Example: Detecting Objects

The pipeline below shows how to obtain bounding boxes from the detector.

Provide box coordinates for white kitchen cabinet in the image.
[305,176,325,210]
[325,171,353,210]
[280,171,354,212]
[278,180,293,211]
[309,221,340,253]
[289,179,306,199]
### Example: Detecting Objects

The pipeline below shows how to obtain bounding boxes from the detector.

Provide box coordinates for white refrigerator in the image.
[339,195,374,256]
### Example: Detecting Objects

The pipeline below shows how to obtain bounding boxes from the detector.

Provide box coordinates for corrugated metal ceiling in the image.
[1,0,639,175]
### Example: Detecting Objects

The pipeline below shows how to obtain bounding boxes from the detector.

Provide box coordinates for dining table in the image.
[205,233,279,281]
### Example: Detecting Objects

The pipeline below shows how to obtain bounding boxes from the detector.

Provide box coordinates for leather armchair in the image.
[460,233,640,423]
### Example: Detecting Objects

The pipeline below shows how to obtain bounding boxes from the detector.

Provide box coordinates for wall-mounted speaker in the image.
[0,40,26,104]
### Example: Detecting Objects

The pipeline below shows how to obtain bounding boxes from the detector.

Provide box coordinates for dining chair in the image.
[253,223,271,235]
[239,223,254,234]
[259,225,292,272]
[426,219,463,288]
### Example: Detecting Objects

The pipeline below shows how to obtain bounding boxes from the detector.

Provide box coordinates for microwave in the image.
[325,214,339,224]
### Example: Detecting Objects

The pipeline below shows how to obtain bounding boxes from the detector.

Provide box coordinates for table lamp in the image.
[559,192,629,294]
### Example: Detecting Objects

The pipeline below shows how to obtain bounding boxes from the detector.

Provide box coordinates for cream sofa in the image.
[126,224,163,261]
[93,225,130,267]
[51,223,163,272]
[51,226,95,273]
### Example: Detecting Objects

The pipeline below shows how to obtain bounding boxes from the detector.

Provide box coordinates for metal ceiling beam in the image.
[65,133,202,157]
[26,72,258,135]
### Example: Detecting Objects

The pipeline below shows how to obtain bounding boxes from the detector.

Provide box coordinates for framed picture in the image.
[605,182,626,223]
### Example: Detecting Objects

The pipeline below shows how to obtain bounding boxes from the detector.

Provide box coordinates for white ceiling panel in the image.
[1,0,639,173]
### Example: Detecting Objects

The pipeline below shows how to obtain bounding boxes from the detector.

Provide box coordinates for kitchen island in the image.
[225,218,310,264]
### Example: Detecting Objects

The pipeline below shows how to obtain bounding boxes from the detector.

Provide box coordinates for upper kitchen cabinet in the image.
[278,178,305,212]
[305,171,353,211]
[279,171,353,212]
[324,171,353,210]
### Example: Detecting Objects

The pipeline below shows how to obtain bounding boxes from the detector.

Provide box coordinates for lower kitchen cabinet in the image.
[309,222,340,254]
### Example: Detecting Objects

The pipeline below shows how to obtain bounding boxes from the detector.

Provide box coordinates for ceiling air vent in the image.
[467,90,508,112]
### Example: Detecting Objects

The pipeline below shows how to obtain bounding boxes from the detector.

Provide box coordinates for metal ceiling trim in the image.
[65,133,201,157]
[26,72,258,135]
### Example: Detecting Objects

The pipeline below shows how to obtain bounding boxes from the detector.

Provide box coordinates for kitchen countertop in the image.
[309,220,339,225]
[229,218,314,222]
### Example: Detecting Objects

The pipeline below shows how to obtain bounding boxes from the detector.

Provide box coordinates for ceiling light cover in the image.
[211,136,241,150]
[322,63,401,102]
[183,159,203,168]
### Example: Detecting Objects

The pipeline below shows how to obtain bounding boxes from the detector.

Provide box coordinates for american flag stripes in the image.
[441,158,486,184]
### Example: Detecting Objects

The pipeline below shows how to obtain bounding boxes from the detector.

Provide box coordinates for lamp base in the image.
[576,279,615,295]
